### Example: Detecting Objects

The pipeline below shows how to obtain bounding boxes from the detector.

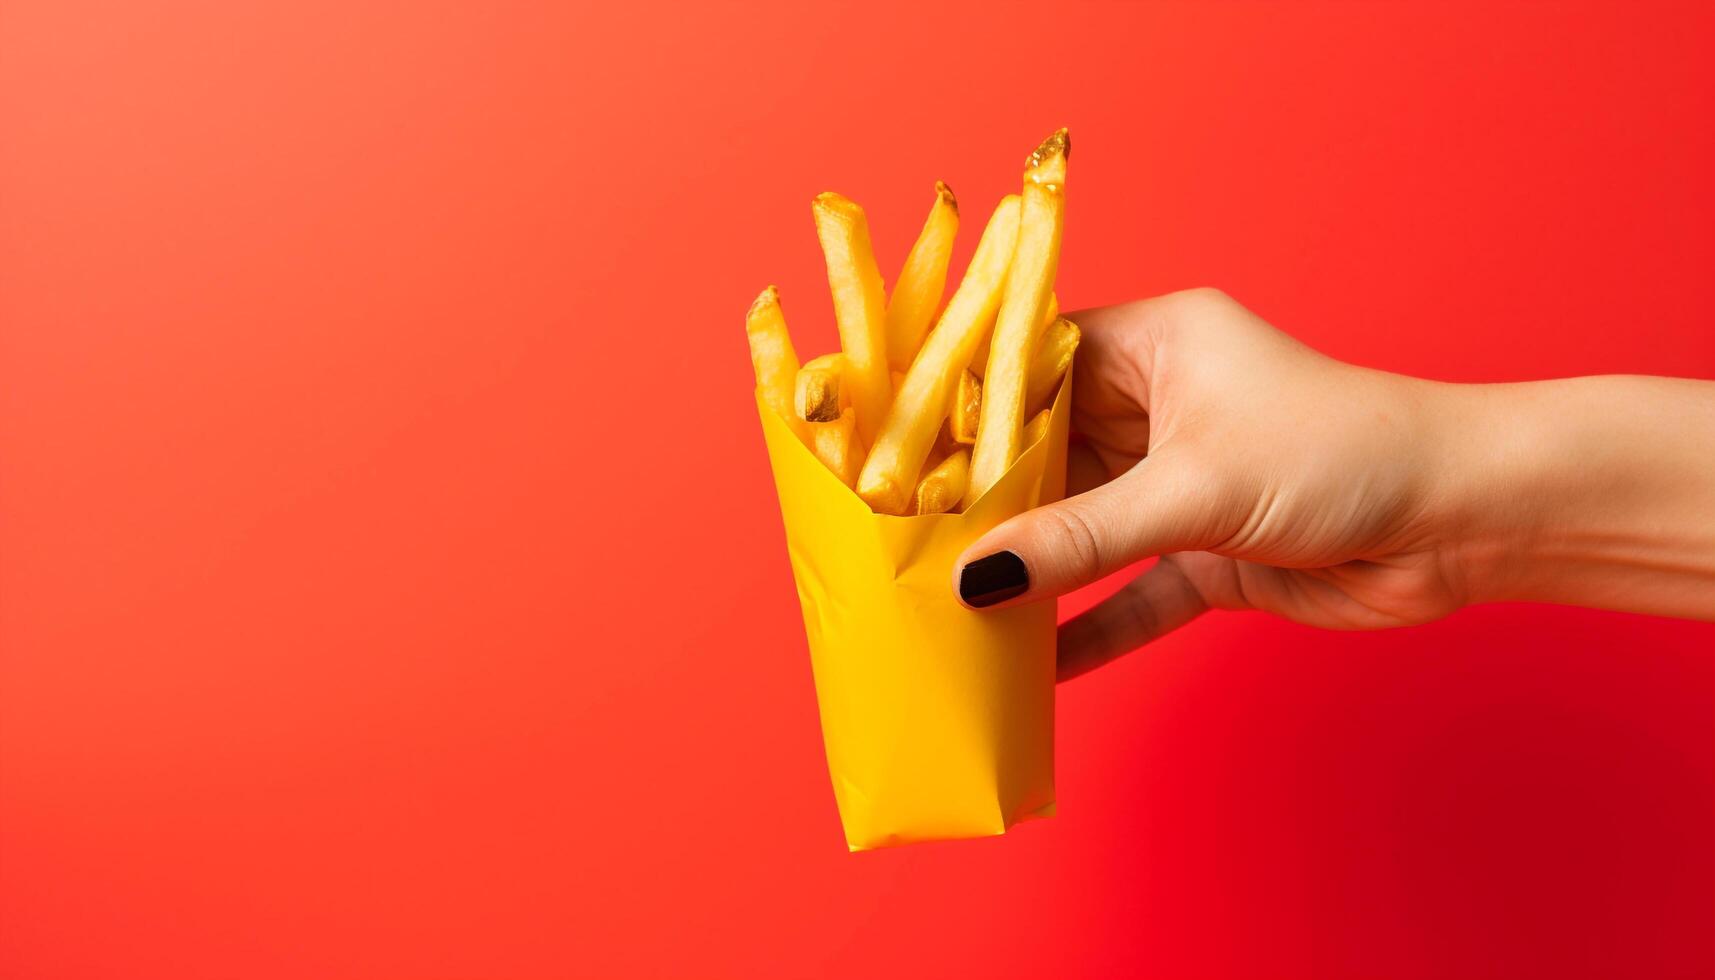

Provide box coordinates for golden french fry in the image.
[971,292,1056,379]
[912,448,970,516]
[1024,317,1079,413]
[1022,408,1052,449]
[809,407,862,488]
[854,195,1022,515]
[916,435,951,498]
[967,129,1067,507]
[885,182,959,372]
[795,353,845,422]
[950,368,981,445]
[745,285,809,444]
[813,192,892,448]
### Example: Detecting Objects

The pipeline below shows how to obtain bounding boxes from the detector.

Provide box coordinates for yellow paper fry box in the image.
[756,372,1072,850]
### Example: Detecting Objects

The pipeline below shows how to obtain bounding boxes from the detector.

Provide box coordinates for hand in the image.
[953,289,1715,681]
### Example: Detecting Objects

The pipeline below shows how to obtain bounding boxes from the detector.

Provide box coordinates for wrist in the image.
[1427,376,1715,617]
[1423,380,1557,605]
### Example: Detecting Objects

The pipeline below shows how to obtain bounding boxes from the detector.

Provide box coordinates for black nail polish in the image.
[959,551,1029,608]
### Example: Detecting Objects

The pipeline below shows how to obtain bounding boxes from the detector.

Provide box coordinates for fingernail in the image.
[959,551,1029,608]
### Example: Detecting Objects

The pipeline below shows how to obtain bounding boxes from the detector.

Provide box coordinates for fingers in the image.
[954,448,1227,609]
[1056,556,1209,681]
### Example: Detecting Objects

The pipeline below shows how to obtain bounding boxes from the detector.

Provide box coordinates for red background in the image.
[3,1,1712,977]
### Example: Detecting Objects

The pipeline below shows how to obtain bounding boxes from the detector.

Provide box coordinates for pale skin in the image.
[954,288,1715,681]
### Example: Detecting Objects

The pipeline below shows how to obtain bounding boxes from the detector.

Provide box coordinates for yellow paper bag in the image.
[757,373,1071,850]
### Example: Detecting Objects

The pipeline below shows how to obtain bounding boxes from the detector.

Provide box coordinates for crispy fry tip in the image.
[747,284,780,319]
[1025,129,1070,185]
[857,475,903,516]
[935,180,957,213]
[1028,128,1070,167]
[812,191,862,219]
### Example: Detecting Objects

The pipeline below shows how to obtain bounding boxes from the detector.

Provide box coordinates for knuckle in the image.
[1147,288,1239,341]
[1173,286,1233,313]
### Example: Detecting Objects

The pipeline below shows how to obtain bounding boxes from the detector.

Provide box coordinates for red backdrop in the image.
[3,1,1712,977]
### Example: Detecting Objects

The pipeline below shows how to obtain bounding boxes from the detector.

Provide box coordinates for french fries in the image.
[795,353,845,422]
[746,285,809,443]
[966,129,1068,507]
[748,129,1072,518]
[854,194,1022,514]
[810,408,862,488]
[813,193,892,447]
[971,293,1057,379]
[950,369,981,445]
[911,448,970,516]
[951,322,1074,445]
[885,182,959,372]
[1024,317,1079,414]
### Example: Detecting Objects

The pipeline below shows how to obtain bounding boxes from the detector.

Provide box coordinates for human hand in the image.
[952,289,1715,680]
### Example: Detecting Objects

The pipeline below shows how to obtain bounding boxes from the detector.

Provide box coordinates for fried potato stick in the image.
[884,182,959,372]
[813,192,892,448]
[971,292,1056,379]
[1024,317,1079,414]
[745,285,809,444]
[854,195,1022,514]
[809,407,862,488]
[950,369,981,445]
[912,448,970,516]
[795,353,845,422]
[966,129,1068,507]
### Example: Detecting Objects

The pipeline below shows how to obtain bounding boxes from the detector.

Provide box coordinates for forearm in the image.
[1432,375,1715,619]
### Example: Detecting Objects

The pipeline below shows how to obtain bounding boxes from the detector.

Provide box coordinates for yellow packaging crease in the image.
[756,372,1071,850]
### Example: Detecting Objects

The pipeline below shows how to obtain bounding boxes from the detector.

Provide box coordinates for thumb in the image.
[953,450,1226,609]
